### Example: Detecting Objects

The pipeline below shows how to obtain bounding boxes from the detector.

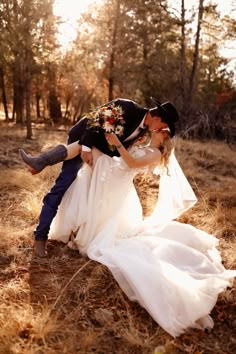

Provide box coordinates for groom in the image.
[31,97,179,257]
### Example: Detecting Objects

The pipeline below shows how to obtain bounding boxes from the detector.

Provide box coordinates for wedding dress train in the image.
[49,147,235,337]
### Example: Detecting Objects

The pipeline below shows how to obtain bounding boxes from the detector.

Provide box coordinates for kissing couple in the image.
[20,97,236,337]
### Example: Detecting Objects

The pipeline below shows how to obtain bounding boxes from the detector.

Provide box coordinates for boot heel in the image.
[24,162,38,175]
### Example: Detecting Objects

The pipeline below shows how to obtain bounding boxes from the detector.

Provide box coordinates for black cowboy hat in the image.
[150,97,179,137]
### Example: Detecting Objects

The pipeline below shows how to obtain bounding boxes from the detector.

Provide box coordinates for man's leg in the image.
[33,117,88,256]
[34,154,83,256]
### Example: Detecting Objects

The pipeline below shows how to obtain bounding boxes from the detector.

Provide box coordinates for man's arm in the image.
[79,98,145,159]
[78,101,119,151]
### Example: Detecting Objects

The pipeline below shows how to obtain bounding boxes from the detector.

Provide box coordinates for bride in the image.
[45,129,236,337]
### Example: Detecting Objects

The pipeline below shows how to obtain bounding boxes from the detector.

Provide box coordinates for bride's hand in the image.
[105,133,120,146]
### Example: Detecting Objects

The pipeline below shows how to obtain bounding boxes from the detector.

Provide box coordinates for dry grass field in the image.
[0,123,235,354]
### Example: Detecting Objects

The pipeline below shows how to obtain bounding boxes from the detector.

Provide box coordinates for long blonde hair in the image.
[159,135,174,172]
[133,133,174,172]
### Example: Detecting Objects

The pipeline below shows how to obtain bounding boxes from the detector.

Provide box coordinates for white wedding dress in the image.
[49,146,235,337]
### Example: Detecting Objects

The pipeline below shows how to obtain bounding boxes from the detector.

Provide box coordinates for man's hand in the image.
[81,151,93,166]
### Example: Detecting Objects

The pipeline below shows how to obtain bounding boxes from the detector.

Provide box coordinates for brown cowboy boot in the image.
[19,144,68,175]
[34,240,47,258]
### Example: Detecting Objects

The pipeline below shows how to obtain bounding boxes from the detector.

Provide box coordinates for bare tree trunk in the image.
[180,0,187,112]
[108,0,120,101]
[49,92,62,122]
[72,91,94,124]
[16,80,24,123]
[36,92,41,118]
[142,27,149,102]
[13,58,24,123]
[188,0,204,110]
[25,51,32,139]
[48,65,62,123]
[12,89,16,121]
[64,95,72,119]
[0,66,9,121]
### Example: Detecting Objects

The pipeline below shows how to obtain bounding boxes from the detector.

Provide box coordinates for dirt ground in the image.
[0,123,235,354]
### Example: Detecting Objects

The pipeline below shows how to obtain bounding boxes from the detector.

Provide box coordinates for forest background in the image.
[0,1,236,353]
[0,0,235,140]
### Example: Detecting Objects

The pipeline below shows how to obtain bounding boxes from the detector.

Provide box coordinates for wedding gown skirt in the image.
[49,148,236,337]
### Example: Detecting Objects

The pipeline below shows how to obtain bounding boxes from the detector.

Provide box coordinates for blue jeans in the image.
[34,119,87,241]
[34,155,83,240]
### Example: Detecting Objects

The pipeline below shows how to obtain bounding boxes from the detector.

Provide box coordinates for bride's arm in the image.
[105,133,161,169]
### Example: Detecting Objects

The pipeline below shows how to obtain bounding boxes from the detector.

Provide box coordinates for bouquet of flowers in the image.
[88,103,125,137]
